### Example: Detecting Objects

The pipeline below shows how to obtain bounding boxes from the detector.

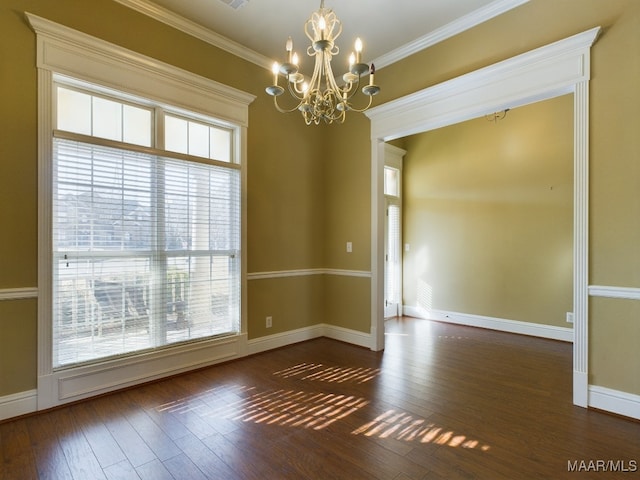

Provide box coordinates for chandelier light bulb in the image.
[286,36,293,63]
[292,52,299,66]
[349,52,355,68]
[318,16,326,40]
[272,62,279,85]
[355,37,363,63]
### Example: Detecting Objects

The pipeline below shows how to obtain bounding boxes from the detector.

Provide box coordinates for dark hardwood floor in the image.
[2,317,639,479]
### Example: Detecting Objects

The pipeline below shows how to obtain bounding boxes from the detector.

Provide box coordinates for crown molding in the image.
[112,0,273,70]
[114,0,529,72]
[372,0,530,69]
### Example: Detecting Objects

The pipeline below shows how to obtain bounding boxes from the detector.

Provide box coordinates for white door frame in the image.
[366,27,600,409]
[383,144,405,318]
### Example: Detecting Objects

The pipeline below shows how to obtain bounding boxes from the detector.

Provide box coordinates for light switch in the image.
[346,241,353,253]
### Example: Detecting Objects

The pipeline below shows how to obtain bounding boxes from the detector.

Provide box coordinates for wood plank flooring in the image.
[2,317,639,479]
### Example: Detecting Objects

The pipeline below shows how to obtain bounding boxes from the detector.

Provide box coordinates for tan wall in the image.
[590,298,640,395]
[0,0,323,396]
[322,114,372,333]
[248,276,325,339]
[402,96,573,327]
[1,0,638,401]
[350,0,639,395]
[0,300,37,395]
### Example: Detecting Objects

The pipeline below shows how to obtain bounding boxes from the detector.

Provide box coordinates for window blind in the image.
[52,138,240,367]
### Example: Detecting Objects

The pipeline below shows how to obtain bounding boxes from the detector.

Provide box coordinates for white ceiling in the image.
[116,0,528,71]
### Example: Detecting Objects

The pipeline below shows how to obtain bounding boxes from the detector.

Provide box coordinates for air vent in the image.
[219,0,249,9]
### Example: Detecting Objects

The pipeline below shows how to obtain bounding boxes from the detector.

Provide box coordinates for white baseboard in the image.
[573,370,589,408]
[3,333,637,423]
[589,385,640,420]
[404,306,573,342]
[247,325,325,355]
[1,325,370,422]
[0,389,37,421]
[247,324,372,355]
[323,324,372,348]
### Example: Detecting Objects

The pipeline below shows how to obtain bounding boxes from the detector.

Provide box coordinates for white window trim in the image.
[27,12,255,410]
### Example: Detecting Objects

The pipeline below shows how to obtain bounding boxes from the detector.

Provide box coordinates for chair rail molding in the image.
[0,287,38,301]
[589,285,640,301]
[366,26,601,410]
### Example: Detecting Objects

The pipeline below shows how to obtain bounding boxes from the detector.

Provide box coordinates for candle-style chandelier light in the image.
[265,0,380,125]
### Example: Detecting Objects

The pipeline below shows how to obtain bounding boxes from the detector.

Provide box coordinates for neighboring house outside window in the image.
[53,85,241,367]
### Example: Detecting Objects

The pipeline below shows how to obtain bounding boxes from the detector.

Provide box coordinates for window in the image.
[164,114,232,163]
[31,13,254,408]
[53,83,240,367]
[384,166,400,197]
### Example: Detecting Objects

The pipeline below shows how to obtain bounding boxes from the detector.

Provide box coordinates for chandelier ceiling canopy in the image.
[265,0,379,125]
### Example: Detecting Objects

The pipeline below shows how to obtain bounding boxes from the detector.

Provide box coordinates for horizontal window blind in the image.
[52,138,240,367]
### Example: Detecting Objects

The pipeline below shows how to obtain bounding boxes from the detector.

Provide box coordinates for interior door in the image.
[384,199,401,318]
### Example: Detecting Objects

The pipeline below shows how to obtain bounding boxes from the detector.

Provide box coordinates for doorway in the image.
[367,27,600,408]
[383,145,406,318]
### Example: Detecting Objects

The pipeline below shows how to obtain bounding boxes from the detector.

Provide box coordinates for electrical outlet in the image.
[266,316,273,328]
[346,241,353,253]
[566,312,574,323]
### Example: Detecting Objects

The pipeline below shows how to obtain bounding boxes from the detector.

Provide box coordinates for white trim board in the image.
[248,324,372,356]
[112,0,272,70]
[366,27,600,410]
[28,13,254,411]
[247,269,372,281]
[404,306,574,343]
[0,287,38,301]
[373,0,529,69]
[589,385,640,421]
[1,324,370,421]
[114,0,528,72]
[0,390,37,422]
[589,285,640,301]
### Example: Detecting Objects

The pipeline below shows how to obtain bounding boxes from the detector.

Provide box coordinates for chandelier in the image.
[265,0,380,125]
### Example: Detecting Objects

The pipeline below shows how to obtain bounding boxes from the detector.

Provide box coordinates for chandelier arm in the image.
[323,53,342,95]
[272,95,303,114]
[286,79,306,100]
[344,94,374,113]
[343,76,360,100]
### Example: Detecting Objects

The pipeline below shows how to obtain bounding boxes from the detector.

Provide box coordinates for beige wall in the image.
[359,0,639,395]
[401,96,573,327]
[1,0,638,401]
[0,0,325,396]
[322,114,372,332]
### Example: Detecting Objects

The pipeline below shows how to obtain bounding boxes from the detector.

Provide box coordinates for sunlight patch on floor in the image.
[352,409,490,451]
[156,385,369,431]
[223,389,369,430]
[273,363,381,384]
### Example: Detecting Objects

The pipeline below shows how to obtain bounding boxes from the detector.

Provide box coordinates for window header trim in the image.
[26,12,255,127]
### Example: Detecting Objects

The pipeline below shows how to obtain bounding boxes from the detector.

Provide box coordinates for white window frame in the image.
[27,12,255,410]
